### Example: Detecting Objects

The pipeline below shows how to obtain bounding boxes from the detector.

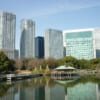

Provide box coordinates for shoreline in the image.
[0,73,43,82]
[76,69,100,75]
[0,69,100,82]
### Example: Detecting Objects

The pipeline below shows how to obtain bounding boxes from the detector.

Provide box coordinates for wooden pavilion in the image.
[51,65,79,80]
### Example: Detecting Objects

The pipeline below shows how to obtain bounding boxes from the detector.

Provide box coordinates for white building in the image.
[45,29,63,59]
[94,28,100,57]
[20,19,35,58]
[63,28,100,59]
[0,12,16,59]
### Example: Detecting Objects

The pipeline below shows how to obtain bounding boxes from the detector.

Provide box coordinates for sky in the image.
[0,0,100,49]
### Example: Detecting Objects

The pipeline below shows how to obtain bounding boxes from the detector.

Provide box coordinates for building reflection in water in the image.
[20,87,34,100]
[0,80,45,100]
[96,84,100,100]
[67,83,97,100]
[35,87,45,100]
[19,81,45,100]
[45,84,65,100]
[0,86,17,100]
[0,78,100,100]
[45,81,99,100]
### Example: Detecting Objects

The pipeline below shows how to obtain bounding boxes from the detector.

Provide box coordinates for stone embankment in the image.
[0,73,43,81]
[77,69,100,76]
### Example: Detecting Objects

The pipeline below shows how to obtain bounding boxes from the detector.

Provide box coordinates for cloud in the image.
[31,0,100,16]
[15,0,100,17]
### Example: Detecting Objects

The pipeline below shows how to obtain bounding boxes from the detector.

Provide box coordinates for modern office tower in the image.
[35,36,44,58]
[94,28,100,57]
[0,12,16,59]
[14,49,19,59]
[20,19,35,58]
[63,28,96,59]
[44,29,63,59]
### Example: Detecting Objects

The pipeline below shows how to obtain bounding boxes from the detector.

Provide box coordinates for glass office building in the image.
[63,29,95,59]
[94,28,100,57]
[45,29,63,59]
[20,19,35,58]
[0,12,16,59]
[35,36,44,58]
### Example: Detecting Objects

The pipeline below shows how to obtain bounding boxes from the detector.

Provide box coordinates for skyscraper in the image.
[35,36,44,58]
[44,29,63,59]
[20,19,35,58]
[94,28,100,57]
[63,28,96,59]
[0,12,16,59]
[14,49,19,59]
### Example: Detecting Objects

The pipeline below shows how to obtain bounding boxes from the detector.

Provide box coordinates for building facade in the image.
[20,19,35,58]
[45,29,63,59]
[0,12,16,59]
[14,49,19,59]
[94,28,100,57]
[35,36,44,58]
[63,29,96,59]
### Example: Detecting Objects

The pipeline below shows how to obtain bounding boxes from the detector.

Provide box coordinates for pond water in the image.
[0,75,100,100]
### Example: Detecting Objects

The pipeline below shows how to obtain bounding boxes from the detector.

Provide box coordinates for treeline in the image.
[0,51,100,73]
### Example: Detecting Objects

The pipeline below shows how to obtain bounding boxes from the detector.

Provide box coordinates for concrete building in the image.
[94,28,100,57]
[44,29,63,59]
[0,12,16,59]
[35,36,44,58]
[20,19,35,58]
[63,28,96,59]
[14,49,19,59]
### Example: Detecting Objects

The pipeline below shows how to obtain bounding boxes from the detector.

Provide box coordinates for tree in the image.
[46,58,57,69]
[44,65,51,75]
[63,56,79,68]
[78,59,89,69]
[14,59,23,70]
[0,51,11,72]
[89,58,100,69]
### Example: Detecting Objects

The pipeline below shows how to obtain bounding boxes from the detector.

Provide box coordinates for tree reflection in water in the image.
[0,75,100,100]
[0,82,12,97]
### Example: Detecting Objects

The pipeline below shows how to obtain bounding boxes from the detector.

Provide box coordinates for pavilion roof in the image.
[55,65,75,70]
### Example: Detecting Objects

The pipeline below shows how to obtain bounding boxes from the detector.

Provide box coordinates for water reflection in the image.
[0,76,100,100]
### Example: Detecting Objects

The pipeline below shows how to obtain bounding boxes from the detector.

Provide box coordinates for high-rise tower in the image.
[20,19,35,58]
[35,36,44,58]
[44,29,63,59]
[0,12,16,59]
[63,28,96,59]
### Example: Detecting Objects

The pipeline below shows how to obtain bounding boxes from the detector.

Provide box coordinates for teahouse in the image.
[51,65,79,80]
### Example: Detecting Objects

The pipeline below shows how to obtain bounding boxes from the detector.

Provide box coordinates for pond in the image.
[0,75,100,100]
